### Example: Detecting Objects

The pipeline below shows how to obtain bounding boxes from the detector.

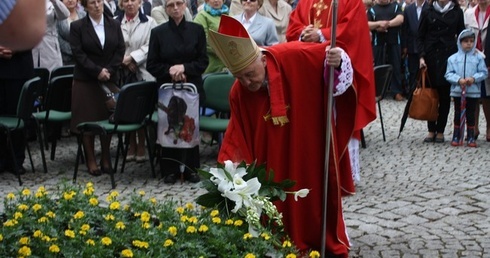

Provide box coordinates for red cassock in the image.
[218,41,366,256]
[287,0,376,137]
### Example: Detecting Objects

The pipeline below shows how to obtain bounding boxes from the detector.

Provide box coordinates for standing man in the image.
[402,0,428,92]
[211,11,375,257]
[367,0,405,100]
[465,0,490,141]
[0,46,33,174]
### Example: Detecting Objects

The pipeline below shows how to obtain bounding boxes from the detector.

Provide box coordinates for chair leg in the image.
[120,133,129,174]
[73,134,83,184]
[378,102,386,142]
[145,128,156,178]
[114,133,124,174]
[360,129,366,149]
[24,134,35,173]
[35,121,47,173]
[6,131,22,186]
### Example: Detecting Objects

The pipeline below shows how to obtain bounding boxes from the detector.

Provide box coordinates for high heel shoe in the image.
[87,166,102,176]
[100,162,114,175]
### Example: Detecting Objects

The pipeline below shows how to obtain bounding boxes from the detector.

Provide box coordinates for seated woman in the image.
[233,0,278,46]
[70,0,125,176]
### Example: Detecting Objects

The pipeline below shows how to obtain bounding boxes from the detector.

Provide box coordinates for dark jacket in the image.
[146,18,208,100]
[417,3,464,86]
[401,1,428,54]
[69,14,125,83]
[0,51,34,79]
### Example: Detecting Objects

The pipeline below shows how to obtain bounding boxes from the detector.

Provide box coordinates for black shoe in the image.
[184,171,200,183]
[164,173,177,184]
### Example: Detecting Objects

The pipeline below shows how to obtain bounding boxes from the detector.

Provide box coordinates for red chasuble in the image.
[218,41,358,256]
[287,0,376,136]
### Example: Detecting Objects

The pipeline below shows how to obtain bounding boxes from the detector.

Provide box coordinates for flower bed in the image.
[0,161,320,257]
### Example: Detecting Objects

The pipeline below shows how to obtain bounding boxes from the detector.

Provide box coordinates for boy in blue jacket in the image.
[445,29,488,147]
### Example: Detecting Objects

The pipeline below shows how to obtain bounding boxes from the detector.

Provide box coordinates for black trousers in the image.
[453,97,478,127]
[0,78,26,170]
[373,43,403,95]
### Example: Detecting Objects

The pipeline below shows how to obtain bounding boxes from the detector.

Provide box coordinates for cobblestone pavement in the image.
[1,99,489,257]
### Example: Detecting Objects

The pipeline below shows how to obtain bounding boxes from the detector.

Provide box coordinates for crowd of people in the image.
[2,0,490,256]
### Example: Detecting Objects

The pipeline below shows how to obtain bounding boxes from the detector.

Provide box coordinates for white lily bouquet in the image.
[197,160,309,248]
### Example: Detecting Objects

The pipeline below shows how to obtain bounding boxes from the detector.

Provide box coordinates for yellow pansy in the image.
[73,211,84,219]
[309,250,320,258]
[21,188,31,196]
[49,245,60,253]
[14,212,23,219]
[150,197,157,204]
[168,226,177,236]
[46,211,56,218]
[212,217,221,224]
[225,219,234,225]
[140,211,150,222]
[18,246,31,256]
[188,216,198,224]
[244,253,256,258]
[163,239,174,247]
[109,201,120,210]
[101,237,112,246]
[17,204,29,211]
[234,220,243,227]
[64,230,75,238]
[138,190,145,196]
[286,254,296,258]
[198,225,209,232]
[186,226,197,233]
[185,203,194,210]
[104,214,115,221]
[7,192,15,200]
[261,233,271,240]
[210,210,219,217]
[116,221,126,230]
[243,233,253,240]
[81,224,90,231]
[89,197,98,206]
[142,222,150,229]
[282,240,292,248]
[4,219,18,227]
[32,204,42,212]
[86,239,95,246]
[38,217,48,223]
[18,237,29,245]
[33,230,43,238]
[132,240,149,249]
[176,207,185,214]
[121,249,134,257]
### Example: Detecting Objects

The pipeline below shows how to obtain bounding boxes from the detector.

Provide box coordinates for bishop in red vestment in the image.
[209,14,375,257]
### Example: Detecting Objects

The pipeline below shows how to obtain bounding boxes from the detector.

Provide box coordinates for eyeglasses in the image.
[241,0,257,2]
[166,1,185,8]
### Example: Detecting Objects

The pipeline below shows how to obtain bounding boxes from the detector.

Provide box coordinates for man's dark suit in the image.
[141,1,152,16]
[0,50,34,171]
[402,1,428,91]
[70,14,125,84]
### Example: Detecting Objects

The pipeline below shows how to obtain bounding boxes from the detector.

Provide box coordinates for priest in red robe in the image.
[209,13,374,257]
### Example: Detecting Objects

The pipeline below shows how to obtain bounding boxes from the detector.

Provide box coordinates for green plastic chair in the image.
[73,81,158,189]
[199,73,235,149]
[33,74,73,161]
[0,77,47,185]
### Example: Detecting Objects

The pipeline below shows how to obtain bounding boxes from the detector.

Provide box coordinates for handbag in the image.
[157,82,200,148]
[99,81,120,113]
[408,68,439,121]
